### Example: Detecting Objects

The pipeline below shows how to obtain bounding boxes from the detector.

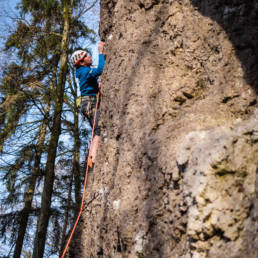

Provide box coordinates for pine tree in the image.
[0,0,98,256]
[30,0,97,256]
[0,7,62,255]
[32,1,71,255]
[13,64,57,258]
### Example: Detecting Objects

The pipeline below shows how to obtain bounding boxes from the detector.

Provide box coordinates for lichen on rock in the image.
[177,111,258,257]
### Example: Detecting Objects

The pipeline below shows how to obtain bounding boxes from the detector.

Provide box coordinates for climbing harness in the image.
[61,91,100,258]
[81,95,97,119]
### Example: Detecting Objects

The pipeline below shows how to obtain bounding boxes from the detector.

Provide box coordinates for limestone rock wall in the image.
[73,1,258,257]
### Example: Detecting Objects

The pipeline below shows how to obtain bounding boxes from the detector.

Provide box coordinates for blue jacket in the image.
[76,54,105,96]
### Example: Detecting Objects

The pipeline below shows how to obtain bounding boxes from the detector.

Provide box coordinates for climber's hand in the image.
[98,41,105,54]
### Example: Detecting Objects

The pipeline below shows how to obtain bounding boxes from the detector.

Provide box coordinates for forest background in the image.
[0,0,100,257]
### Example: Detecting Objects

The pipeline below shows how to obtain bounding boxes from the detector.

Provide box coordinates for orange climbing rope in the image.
[61,91,100,258]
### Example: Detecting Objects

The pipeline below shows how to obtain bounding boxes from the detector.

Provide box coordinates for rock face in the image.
[73,1,258,257]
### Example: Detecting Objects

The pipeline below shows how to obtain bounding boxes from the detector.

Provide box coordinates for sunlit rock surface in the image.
[70,0,258,257]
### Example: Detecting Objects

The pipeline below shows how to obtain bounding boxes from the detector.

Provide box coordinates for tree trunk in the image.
[71,71,81,211]
[59,170,73,258]
[32,1,71,257]
[59,71,81,256]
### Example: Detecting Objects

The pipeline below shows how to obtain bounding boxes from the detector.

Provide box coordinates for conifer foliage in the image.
[0,0,97,257]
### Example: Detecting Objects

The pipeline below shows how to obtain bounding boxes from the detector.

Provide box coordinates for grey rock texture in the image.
[70,0,258,257]
[177,112,258,257]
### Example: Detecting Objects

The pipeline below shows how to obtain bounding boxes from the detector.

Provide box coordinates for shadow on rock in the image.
[190,0,258,93]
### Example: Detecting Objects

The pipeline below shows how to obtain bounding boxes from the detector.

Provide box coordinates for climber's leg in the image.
[90,135,100,163]
[81,95,101,167]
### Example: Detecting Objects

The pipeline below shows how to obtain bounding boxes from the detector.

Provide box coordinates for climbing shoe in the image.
[88,162,95,173]
[88,156,93,168]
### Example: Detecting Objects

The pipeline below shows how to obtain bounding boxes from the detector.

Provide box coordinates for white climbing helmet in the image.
[70,50,88,66]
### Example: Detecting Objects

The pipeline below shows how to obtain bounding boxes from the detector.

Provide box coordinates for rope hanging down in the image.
[61,91,100,258]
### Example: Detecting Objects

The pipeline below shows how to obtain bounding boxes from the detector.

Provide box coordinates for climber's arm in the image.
[88,42,105,77]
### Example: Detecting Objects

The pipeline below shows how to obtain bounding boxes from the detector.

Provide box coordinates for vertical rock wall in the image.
[74,1,258,257]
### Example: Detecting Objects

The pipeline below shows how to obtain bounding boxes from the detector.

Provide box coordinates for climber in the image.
[71,41,105,168]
